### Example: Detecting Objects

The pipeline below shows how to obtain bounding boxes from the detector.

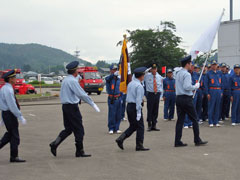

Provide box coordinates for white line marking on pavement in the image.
[29,114,36,117]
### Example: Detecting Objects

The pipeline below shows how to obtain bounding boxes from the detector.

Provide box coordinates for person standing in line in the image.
[174,55,208,147]
[204,60,223,128]
[144,63,163,131]
[163,69,176,121]
[105,64,122,134]
[0,69,27,163]
[115,67,150,151]
[230,64,240,126]
[49,61,100,158]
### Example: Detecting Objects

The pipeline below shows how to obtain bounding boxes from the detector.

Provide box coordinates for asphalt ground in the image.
[0,94,240,180]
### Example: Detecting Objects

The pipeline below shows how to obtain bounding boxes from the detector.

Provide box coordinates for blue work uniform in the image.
[230,74,240,124]
[0,83,22,158]
[163,77,176,120]
[105,74,122,132]
[144,72,163,128]
[205,70,223,125]
[220,72,231,120]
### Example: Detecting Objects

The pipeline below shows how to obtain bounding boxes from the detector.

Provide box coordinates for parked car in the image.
[41,77,54,85]
[28,77,37,83]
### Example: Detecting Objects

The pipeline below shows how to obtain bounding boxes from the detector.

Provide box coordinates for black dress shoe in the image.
[175,142,188,147]
[76,150,91,157]
[49,144,57,157]
[151,127,160,131]
[10,157,26,163]
[195,141,208,146]
[136,142,150,151]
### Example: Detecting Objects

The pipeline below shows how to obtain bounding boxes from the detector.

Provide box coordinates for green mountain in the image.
[0,43,91,73]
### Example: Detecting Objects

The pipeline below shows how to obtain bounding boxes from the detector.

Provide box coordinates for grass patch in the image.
[33,83,61,87]
[16,93,51,99]
[51,88,60,91]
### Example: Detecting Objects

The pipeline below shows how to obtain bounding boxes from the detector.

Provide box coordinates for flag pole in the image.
[193,52,210,98]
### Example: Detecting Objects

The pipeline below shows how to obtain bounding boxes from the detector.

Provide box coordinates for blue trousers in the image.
[231,90,240,123]
[163,92,176,119]
[220,91,231,120]
[108,97,122,131]
[121,94,127,120]
[208,89,221,125]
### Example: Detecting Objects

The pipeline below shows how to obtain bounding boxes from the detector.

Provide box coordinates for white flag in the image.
[190,9,225,59]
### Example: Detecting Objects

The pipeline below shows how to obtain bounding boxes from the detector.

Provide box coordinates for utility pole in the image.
[230,0,233,21]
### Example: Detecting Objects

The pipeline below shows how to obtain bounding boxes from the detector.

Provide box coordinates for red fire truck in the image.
[0,69,36,94]
[77,67,104,95]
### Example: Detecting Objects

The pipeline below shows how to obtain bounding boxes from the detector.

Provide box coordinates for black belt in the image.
[177,95,192,98]
[147,92,161,95]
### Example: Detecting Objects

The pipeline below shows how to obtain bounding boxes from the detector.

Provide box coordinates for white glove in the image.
[92,103,100,112]
[114,71,119,76]
[194,82,200,89]
[145,67,152,73]
[136,113,141,121]
[19,116,27,125]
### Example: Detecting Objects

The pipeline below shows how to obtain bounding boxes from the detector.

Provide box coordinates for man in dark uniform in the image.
[0,70,26,162]
[115,67,150,151]
[174,55,208,147]
[49,61,100,158]
[144,63,163,131]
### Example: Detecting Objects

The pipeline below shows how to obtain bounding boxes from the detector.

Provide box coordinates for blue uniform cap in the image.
[211,60,218,65]
[66,61,79,70]
[194,64,199,68]
[2,69,16,79]
[207,64,211,68]
[110,64,118,70]
[151,63,158,69]
[226,65,230,69]
[234,64,240,69]
[220,63,227,67]
[133,67,147,74]
[180,55,192,63]
[167,69,173,73]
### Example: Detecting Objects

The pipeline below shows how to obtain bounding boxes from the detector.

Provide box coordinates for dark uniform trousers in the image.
[221,91,231,120]
[58,104,84,144]
[124,103,144,144]
[147,92,161,126]
[175,95,201,144]
[201,94,208,121]
[1,111,20,158]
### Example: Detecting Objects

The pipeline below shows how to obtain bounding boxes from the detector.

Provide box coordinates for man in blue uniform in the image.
[230,64,240,126]
[105,64,122,134]
[115,67,150,151]
[201,65,208,121]
[163,69,176,121]
[226,65,231,119]
[220,63,231,122]
[0,70,27,163]
[144,63,163,131]
[49,61,100,158]
[174,55,207,147]
[205,60,222,127]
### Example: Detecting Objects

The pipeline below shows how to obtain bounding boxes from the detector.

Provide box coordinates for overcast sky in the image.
[0,0,239,63]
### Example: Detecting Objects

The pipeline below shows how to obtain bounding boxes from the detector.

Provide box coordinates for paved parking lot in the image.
[0,94,239,180]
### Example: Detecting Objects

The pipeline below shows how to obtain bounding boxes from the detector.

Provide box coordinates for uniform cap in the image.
[133,67,147,74]
[110,64,118,70]
[194,64,199,68]
[2,69,16,79]
[211,60,218,65]
[220,63,226,67]
[180,55,192,63]
[167,69,173,73]
[234,64,240,69]
[66,61,79,70]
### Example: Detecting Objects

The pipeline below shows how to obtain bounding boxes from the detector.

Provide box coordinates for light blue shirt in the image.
[126,77,145,114]
[144,72,163,93]
[60,75,94,106]
[0,83,22,118]
[175,68,197,96]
